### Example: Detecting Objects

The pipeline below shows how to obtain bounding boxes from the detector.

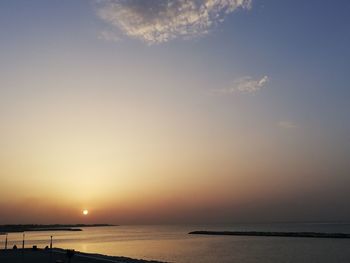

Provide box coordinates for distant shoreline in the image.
[189,231,350,239]
[0,224,115,234]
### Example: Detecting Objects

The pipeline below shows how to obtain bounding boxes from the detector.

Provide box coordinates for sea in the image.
[2,224,350,263]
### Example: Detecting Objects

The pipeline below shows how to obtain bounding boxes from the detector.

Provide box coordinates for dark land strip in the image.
[189,231,350,239]
[0,248,165,263]
[0,224,114,234]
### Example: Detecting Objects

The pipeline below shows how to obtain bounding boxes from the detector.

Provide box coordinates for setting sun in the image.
[0,1,349,262]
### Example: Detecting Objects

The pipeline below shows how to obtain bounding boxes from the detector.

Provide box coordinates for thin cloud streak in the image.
[96,0,252,44]
[234,75,269,93]
[212,75,269,95]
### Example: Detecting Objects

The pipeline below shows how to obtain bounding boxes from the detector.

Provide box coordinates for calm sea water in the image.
[3,224,350,262]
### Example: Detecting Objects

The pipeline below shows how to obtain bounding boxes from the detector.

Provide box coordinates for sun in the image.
[83,209,89,216]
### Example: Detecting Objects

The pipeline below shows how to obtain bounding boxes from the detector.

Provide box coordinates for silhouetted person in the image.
[66,249,75,263]
[13,245,17,249]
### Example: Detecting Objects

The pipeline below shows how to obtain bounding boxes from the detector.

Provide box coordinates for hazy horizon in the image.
[0,0,349,225]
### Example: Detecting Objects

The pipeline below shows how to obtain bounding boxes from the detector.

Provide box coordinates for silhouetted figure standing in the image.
[66,249,75,263]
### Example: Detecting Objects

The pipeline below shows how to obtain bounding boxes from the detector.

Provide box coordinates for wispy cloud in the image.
[278,121,298,129]
[233,75,269,93]
[96,0,252,44]
[213,75,269,94]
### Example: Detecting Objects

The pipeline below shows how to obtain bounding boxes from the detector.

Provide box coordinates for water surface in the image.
[3,224,350,263]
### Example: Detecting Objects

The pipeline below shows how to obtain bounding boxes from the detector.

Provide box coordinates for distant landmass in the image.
[189,231,350,239]
[0,224,115,234]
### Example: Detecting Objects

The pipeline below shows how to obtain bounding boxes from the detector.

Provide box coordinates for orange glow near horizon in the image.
[0,1,349,225]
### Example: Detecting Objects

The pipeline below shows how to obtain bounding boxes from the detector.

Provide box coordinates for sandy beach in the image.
[0,248,165,263]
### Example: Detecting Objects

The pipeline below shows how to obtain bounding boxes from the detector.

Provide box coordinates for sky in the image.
[0,0,349,225]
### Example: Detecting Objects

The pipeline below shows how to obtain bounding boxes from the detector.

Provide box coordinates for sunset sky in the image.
[0,0,349,224]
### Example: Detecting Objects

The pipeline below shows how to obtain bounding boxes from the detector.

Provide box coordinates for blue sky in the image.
[0,0,349,223]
